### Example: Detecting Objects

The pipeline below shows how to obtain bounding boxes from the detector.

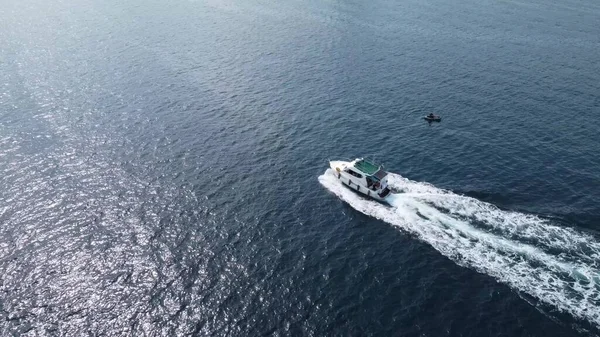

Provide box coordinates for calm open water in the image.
[1,0,600,335]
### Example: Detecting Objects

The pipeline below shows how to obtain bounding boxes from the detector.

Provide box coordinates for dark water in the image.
[1,0,600,335]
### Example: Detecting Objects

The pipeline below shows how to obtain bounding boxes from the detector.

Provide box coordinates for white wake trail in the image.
[388,174,600,260]
[319,169,600,327]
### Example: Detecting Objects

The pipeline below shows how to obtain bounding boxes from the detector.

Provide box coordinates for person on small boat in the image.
[428,113,435,118]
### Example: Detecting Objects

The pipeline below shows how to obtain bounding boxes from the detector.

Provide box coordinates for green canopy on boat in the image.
[353,159,379,175]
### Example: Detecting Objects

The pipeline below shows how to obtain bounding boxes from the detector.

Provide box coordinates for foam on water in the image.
[319,169,600,327]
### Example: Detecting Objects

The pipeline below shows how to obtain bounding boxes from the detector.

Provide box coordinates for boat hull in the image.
[339,177,390,201]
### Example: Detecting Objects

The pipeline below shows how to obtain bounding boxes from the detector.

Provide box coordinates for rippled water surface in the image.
[1,0,600,335]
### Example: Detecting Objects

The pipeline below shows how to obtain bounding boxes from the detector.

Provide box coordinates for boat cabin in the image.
[344,158,388,191]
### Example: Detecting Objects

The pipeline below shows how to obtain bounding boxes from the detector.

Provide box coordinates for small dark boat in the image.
[424,114,441,122]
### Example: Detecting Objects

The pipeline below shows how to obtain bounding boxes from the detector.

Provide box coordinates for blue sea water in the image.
[1,0,599,335]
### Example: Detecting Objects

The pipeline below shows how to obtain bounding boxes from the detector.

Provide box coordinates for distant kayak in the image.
[424,115,441,122]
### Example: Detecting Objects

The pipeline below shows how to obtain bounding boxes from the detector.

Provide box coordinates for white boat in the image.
[329,158,393,201]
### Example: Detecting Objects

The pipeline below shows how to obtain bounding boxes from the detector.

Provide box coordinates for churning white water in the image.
[319,169,600,327]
